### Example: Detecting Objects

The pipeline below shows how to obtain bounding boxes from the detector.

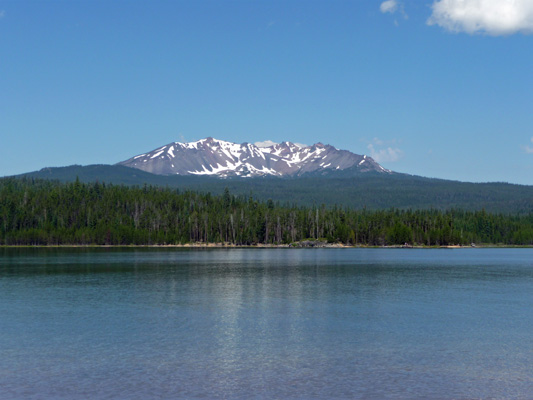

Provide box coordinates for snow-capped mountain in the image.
[118,137,390,178]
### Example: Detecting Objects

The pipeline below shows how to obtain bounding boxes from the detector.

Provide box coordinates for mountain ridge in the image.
[117,137,389,178]
[6,137,533,214]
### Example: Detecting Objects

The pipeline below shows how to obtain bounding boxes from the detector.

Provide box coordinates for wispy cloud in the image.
[366,137,404,163]
[380,0,408,21]
[255,140,278,148]
[380,0,399,14]
[428,0,533,35]
[0,10,5,19]
[524,137,533,154]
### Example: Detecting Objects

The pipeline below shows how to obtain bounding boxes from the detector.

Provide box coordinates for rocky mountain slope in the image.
[118,137,389,177]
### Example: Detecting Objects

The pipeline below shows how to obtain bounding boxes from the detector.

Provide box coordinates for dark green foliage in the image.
[1,178,532,246]
[15,165,533,214]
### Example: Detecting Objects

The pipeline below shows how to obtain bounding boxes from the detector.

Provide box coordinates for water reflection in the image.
[0,248,532,399]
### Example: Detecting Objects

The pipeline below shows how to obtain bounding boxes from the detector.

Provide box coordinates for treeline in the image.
[20,165,533,213]
[1,178,533,246]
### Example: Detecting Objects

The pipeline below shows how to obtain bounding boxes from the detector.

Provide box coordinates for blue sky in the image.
[1,0,532,184]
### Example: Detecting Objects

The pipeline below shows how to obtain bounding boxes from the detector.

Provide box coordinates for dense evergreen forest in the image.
[1,178,533,246]
[19,164,533,213]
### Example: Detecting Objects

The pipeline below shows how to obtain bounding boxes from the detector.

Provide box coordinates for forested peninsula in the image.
[1,178,533,246]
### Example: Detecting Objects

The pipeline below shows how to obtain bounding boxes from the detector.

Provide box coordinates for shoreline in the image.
[1,243,532,249]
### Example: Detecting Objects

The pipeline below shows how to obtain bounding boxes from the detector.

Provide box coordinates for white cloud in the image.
[372,137,385,146]
[380,1,408,22]
[380,0,398,14]
[254,140,278,148]
[428,0,533,35]
[524,137,533,154]
[367,139,404,163]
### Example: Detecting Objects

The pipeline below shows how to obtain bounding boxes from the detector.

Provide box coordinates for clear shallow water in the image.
[0,248,532,399]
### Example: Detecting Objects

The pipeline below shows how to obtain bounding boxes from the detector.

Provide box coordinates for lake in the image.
[1,248,532,399]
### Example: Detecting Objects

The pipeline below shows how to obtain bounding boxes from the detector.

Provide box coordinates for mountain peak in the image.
[118,138,390,178]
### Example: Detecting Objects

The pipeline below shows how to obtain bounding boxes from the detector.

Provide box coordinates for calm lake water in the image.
[1,248,532,399]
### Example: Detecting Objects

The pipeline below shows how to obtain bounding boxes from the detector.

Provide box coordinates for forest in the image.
[19,164,533,213]
[1,178,533,246]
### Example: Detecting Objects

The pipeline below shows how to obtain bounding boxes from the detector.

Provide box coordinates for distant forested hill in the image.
[1,178,533,246]
[12,164,533,214]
